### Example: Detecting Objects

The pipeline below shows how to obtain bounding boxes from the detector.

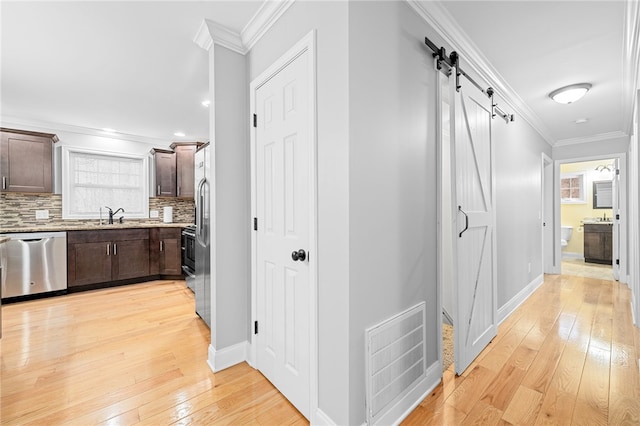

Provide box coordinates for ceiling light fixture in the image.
[549,83,592,104]
[174,132,186,137]
[201,100,211,107]
[575,118,589,124]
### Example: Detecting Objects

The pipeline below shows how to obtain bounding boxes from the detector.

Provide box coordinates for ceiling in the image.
[1,1,637,146]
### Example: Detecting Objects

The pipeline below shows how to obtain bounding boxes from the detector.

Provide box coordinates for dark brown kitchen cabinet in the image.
[171,142,200,199]
[0,128,58,193]
[150,227,182,276]
[151,148,177,197]
[67,229,150,288]
[583,223,613,265]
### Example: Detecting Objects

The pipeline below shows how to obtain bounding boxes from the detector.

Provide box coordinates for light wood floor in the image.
[2,275,639,425]
[403,274,640,425]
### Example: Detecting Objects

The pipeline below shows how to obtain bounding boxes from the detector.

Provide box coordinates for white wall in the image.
[493,105,551,308]
[247,2,351,423]
[553,136,630,160]
[629,91,640,326]
[209,44,250,351]
[347,2,441,424]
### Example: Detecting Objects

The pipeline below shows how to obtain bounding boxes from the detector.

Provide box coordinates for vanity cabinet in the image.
[149,227,182,276]
[151,148,177,197]
[68,229,150,287]
[583,223,612,265]
[0,128,58,193]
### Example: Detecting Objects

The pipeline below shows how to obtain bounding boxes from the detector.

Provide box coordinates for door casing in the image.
[248,30,318,421]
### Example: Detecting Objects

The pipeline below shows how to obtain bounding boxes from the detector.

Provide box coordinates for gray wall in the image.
[492,105,551,308]
[247,2,351,423]
[210,44,250,350]
[347,2,440,424]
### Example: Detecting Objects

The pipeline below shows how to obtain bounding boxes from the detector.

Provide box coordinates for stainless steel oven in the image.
[181,226,196,292]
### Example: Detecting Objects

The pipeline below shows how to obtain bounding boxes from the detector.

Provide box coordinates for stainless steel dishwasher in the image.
[0,232,67,299]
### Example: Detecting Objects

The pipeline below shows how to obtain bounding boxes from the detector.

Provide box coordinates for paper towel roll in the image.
[163,206,173,223]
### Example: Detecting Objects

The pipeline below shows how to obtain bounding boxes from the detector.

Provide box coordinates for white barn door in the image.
[451,82,498,375]
[255,49,311,418]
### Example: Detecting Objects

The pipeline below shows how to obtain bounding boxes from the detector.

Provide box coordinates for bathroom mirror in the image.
[593,180,612,209]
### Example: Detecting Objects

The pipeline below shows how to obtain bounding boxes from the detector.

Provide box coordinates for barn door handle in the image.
[458,206,469,238]
[291,249,306,262]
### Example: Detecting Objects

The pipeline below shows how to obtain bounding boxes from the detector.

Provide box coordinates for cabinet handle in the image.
[157,185,160,195]
[107,243,110,256]
[160,241,164,251]
[2,176,6,190]
[113,243,117,255]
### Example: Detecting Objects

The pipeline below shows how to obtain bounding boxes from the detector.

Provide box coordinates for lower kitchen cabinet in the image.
[150,227,182,276]
[68,229,150,288]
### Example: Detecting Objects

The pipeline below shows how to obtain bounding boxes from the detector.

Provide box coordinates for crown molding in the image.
[622,0,640,135]
[194,19,246,54]
[405,0,556,146]
[554,130,629,147]
[241,0,295,51]
[0,116,172,147]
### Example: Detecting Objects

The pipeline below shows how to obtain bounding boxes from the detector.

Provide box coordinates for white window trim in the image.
[61,146,149,219]
[560,172,586,204]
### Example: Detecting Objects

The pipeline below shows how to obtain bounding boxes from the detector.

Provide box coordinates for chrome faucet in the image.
[104,206,125,224]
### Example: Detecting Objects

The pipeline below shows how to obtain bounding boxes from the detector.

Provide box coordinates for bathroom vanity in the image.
[583,223,613,265]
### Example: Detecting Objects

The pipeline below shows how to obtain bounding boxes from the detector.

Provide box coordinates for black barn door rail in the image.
[425,36,515,124]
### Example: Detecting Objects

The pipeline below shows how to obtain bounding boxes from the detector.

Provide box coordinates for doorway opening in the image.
[557,157,622,281]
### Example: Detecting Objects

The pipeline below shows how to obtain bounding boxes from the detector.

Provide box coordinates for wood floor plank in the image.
[501,385,543,425]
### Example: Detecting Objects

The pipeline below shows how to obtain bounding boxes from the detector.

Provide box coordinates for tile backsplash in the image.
[0,193,195,229]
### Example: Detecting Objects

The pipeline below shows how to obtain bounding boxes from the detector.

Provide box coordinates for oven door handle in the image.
[182,265,196,278]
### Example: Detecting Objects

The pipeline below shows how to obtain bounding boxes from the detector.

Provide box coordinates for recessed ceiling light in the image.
[575,118,589,124]
[201,100,211,107]
[174,132,186,137]
[549,83,592,104]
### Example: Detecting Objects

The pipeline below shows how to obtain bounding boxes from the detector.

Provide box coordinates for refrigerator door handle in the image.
[196,178,206,245]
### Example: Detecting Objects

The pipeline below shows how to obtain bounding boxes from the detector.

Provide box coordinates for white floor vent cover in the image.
[365,302,427,425]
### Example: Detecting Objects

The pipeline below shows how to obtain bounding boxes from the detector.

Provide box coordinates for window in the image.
[560,173,585,204]
[62,147,149,219]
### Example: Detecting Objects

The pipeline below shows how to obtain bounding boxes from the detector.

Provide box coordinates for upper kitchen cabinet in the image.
[151,148,176,197]
[170,142,203,199]
[0,128,58,193]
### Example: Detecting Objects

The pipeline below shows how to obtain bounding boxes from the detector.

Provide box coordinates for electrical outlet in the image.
[35,209,49,220]
[149,210,159,218]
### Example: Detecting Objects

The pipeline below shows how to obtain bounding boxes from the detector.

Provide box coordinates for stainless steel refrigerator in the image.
[194,143,211,327]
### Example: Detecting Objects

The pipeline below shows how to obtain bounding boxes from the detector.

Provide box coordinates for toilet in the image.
[561,226,573,249]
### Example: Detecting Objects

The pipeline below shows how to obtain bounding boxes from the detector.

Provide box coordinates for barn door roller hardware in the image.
[425,36,515,124]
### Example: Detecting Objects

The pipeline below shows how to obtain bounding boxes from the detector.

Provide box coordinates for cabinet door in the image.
[584,231,602,261]
[154,152,176,197]
[68,242,112,287]
[175,145,196,199]
[1,131,53,193]
[155,228,182,275]
[113,239,150,280]
[603,231,613,262]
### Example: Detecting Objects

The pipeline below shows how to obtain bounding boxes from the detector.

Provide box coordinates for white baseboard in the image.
[498,273,544,325]
[314,408,338,425]
[207,341,248,373]
[561,252,583,260]
[374,360,441,425]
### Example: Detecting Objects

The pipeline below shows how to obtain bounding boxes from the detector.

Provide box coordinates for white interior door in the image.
[255,50,310,418]
[542,154,554,274]
[612,158,620,281]
[451,81,498,375]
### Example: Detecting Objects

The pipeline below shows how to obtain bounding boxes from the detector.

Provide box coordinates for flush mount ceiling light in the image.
[575,118,589,124]
[549,83,592,104]
[174,131,186,137]
[201,100,211,107]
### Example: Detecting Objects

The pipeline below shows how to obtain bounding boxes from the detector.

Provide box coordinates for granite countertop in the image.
[582,219,614,225]
[0,222,194,234]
